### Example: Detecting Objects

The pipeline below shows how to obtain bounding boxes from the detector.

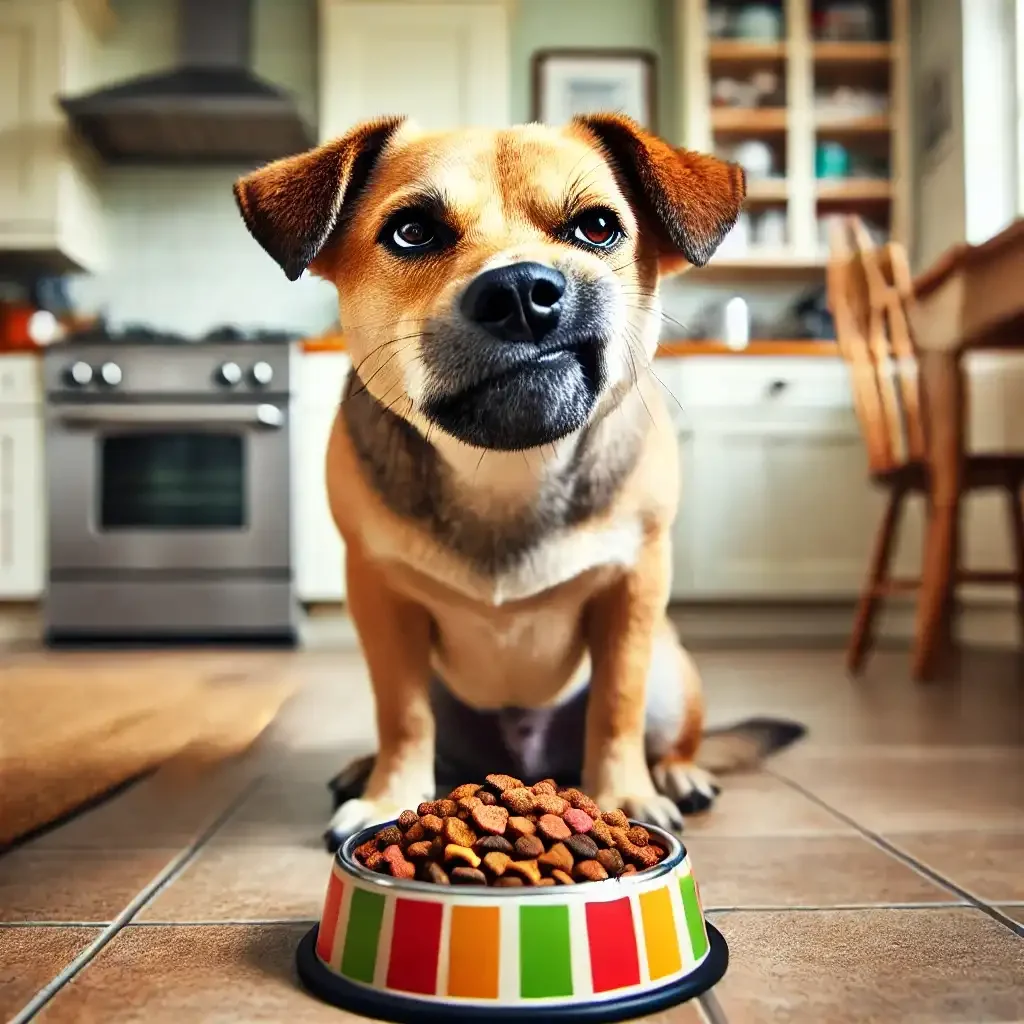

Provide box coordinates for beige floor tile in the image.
[139,845,333,922]
[207,778,336,847]
[891,832,1024,903]
[0,926,99,1020]
[694,646,1024,750]
[0,849,176,923]
[681,772,852,837]
[709,907,1024,1024]
[36,924,371,1023]
[685,835,954,908]
[33,761,255,852]
[772,749,1024,832]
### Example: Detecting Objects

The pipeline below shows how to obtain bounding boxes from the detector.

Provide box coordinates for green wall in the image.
[510,0,676,140]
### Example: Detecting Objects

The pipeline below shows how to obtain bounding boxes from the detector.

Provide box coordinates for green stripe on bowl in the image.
[340,887,386,983]
[519,904,573,999]
[678,874,709,960]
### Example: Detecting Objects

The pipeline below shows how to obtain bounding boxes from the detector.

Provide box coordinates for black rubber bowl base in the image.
[295,922,728,1023]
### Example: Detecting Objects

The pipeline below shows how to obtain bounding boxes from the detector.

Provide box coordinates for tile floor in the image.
[1,633,1022,1023]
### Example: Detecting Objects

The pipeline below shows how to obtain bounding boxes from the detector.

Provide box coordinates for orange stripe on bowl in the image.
[447,905,500,999]
[639,885,682,981]
[315,872,344,964]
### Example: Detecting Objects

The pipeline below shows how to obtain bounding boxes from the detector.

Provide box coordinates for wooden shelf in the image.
[745,178,789,202]
[708,40,787,62]
[711,107,788,133]
[813,41,894,64]
[695,252,827,279]
[816,114,891,135]
[817,179,894,201]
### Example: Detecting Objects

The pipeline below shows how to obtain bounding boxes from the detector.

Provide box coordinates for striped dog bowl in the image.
[296,822,727,1023]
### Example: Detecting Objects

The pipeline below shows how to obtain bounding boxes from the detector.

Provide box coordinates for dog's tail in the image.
[696,717,806,774]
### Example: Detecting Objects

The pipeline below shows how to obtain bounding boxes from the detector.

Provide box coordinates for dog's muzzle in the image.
[420,261,612,451]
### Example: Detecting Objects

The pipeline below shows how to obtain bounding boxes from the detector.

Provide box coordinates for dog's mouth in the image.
[422,338,605,451]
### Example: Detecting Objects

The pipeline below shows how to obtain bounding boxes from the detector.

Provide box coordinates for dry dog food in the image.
[352,775,669,886]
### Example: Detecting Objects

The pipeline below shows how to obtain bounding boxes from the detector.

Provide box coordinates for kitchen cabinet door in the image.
[683,410,879,598]
[294,353,351,602]
[0,0,104,272]
[319,1,511,139]
[0,413,45,599]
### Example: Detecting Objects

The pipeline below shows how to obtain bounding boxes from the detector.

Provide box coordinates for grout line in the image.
[705,901,967,913]
[126,917,319,927]
[767,770,1024,939]
[8,775,264,1024]
[0,922,110,929]
[698,989,730,1024]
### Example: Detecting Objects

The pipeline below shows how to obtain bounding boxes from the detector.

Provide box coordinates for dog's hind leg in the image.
[645,618,807,816]
[644,620,720,815]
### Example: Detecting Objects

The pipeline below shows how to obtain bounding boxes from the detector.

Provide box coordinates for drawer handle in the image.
[766,379,789,397]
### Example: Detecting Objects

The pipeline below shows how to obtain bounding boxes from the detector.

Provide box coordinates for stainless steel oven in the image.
[43,338,298,644]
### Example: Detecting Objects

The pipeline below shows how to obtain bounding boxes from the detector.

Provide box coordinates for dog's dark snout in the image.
[460,262,566,344]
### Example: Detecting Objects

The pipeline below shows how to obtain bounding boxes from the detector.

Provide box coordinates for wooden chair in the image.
[827,216,1024,675]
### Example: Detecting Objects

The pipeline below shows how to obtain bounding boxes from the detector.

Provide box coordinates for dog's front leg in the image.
[325,544,435,846]
[582,527,684,831]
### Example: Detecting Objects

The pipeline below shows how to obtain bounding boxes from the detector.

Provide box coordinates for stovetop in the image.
[63,322,300,346]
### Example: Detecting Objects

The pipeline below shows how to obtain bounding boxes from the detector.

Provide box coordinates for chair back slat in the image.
[827,216,927,475]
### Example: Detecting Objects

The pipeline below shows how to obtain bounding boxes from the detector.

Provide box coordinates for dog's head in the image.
[235,116,744,451]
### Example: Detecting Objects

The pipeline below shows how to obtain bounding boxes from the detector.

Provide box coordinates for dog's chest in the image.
[367,515,644,606]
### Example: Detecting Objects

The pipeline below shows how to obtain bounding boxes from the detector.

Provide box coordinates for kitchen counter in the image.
[302,335,839,357]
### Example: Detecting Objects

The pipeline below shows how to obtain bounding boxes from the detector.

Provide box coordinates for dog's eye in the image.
[393,219,435,249]
[571,209,622,249]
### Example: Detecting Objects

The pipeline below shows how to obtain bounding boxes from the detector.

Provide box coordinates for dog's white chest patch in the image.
[489,518,644,604]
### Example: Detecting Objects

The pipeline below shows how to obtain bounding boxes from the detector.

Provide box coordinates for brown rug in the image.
[0,653,296,847]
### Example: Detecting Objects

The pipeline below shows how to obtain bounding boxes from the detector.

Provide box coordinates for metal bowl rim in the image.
[335,819,685,896]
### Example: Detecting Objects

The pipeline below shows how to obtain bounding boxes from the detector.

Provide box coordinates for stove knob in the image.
[99,362,122,387]
[66,361,93,387]
[251,361,274,387]
[217,362,242,387]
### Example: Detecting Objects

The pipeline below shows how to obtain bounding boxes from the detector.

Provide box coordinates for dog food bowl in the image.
[296,821,727,1023]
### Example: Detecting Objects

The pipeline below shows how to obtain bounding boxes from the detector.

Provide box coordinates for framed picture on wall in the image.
[531,49,657,130]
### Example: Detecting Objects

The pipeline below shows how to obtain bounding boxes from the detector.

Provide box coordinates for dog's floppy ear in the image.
[234,115,406,281]
[573,113,746,272]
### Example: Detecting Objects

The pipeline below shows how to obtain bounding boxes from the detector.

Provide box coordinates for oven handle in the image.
[52,403,286,429]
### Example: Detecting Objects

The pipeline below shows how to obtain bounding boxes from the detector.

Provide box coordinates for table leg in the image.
[913,350,964,681]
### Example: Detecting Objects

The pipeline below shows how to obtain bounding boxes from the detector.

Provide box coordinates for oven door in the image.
[47,401,291,572]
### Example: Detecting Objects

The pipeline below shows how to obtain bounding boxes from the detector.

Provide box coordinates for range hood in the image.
[59,0,315,164]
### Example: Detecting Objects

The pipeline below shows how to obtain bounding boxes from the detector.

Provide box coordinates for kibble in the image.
[451,866,488,885]
[513,834,545,860]
[352,779,669,886]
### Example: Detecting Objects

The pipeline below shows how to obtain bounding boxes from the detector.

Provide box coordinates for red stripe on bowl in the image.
[316,873,344,964]
[386,898,444,995]
[585,897,641,993]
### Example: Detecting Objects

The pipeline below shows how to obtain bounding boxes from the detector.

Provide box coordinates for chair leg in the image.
[1005,483,1024,642]
[848,486,906,674]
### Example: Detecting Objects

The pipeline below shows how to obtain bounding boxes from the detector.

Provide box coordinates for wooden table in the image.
[909,219,1024,679]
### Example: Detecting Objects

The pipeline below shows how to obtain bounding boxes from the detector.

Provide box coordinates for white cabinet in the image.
[294,352,351,602]
[318,0,511,139]
[664,357,881,599]
[0,0,105,273]
[0,356,45,599]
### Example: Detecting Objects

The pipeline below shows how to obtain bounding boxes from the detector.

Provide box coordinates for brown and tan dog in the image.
[235,114,803,845]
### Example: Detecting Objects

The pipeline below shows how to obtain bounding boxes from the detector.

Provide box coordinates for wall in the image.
[909,0,966,271]
[510,0,675,136]
[67,0,337,337]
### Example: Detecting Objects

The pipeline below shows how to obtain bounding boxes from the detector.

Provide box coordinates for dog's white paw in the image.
[324,797,405,852]
[593,785,686,833]
[651,759,720,815]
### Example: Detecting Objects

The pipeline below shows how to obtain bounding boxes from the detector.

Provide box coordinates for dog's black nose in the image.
[460,262,566,343]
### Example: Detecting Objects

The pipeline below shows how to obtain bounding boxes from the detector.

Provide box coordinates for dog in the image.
[234,113,804,847]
